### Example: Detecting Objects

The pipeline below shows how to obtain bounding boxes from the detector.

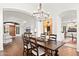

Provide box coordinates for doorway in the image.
[9,25,16,36]
[60,10,77,48]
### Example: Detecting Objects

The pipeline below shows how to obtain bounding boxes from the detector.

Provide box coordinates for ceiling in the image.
[60,10,77,23]
[0,3,78,15]
[1,3,78,22]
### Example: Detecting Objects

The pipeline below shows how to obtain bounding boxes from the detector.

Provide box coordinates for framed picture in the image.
[26,26,31,33]
[68,27,77,32]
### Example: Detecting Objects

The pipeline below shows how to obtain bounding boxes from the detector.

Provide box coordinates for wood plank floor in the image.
[0,36,79,56]
[2,36,23,56]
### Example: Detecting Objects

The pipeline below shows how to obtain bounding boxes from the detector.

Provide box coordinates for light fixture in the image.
[33,3,49,21]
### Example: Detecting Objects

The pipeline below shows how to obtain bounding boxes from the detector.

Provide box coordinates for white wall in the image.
[77,9,79,52]
[0,8,3,51]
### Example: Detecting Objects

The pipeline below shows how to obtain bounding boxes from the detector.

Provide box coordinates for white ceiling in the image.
[60,10,77,22]
[0,3,79,16]
[1,3,78,22]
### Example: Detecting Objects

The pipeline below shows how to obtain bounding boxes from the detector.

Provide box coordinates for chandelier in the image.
[33,3,49,20]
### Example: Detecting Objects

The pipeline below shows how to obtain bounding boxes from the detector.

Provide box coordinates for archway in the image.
[4,22,20,36]
[3,8,36,44]
[59,10,77,48]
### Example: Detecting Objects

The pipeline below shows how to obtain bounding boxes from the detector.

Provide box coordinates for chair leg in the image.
[51,50,53,56]
[23,48,28,56]
[23,48,25,56]
[27,50,28,56]
[23,51,24,56]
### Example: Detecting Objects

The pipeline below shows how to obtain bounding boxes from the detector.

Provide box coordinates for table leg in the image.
[51,50,53,56]
[54,49,59,56]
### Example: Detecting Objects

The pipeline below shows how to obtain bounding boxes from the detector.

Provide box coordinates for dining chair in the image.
[40,33,46,40]
[30,38,46,56]
[49,34,57,42]
[43,34,57,56]
[22,33,32,56]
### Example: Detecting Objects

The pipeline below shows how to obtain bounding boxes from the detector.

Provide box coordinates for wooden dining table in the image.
[30,37,65,56]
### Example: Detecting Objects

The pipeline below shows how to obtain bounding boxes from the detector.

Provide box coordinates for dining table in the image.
[30,37,65,56]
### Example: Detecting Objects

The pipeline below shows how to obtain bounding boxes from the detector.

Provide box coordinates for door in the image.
[9,25,16,36]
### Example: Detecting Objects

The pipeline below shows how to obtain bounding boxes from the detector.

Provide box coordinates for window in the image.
[16,25,20,34]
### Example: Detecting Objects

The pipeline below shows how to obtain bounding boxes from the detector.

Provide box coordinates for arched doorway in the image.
[4,22,20,36]
[3,8,36,44]
[60,10,77,48]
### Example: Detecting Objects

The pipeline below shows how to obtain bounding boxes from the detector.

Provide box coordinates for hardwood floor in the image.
[3,36,23,56]
[59,46,77,56]
[0,36,79,56]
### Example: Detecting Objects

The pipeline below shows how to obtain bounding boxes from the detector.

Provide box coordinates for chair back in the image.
[41,33,46,40]
[22,33,32,48]
[49,34,57,41]
[22,32,32,55]
[30,38,39,56]
[22,34,28,45]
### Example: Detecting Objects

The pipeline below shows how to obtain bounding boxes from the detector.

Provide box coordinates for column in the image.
[52,16,57,34]
[41,20,43,33]
[53,16,64,41]
[0,8,3,51]
[36,19,43,37]
[56,16,62,41]
[36,20,41,37]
